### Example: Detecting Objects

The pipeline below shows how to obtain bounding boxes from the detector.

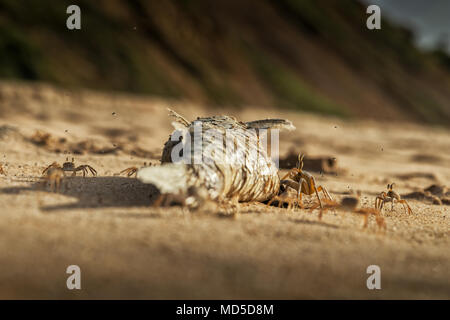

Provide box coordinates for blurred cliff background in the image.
[0,0,449,125]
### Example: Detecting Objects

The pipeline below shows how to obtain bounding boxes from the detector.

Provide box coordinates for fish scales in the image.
[138,109,295,202]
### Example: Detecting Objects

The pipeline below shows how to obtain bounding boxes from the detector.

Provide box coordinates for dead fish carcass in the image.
[137,109,295,204]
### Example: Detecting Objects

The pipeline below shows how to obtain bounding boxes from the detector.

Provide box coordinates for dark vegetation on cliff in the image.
[0,0,449,124]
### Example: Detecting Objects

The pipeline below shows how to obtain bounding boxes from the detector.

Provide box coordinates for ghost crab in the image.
[270,154,332,209]
[310,192,386,230]
[43,157,97,177]
[267,184,299,210]
[375,183,413,214]
[116,162,151,177]
[41,166,65,191]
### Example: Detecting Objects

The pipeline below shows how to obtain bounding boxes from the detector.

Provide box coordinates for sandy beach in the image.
[0,81,448,299]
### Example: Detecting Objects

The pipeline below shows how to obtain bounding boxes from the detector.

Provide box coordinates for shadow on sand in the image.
[288,218,339,229]
[0,176,160,212]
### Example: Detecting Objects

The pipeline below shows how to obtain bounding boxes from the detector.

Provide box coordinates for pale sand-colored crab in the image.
[116,162,151,177]
[375,183,413,214]
[41,166,65,191]
[275,154,333,209]
[43,158,97,177]
[310,192,386,230]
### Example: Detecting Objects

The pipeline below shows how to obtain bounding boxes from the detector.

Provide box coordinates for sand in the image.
[0,81,449,299]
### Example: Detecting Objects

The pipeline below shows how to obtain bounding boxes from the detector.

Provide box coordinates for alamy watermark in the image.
[366,5,381,30]
[366,265,381,290]
[167,121,281,168]
[66,265,81,290]
[65,4,381,33]
[62,2,382,164]
[66,5,81,30]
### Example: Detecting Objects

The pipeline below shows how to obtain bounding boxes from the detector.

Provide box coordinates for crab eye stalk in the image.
[296,154,305,170]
